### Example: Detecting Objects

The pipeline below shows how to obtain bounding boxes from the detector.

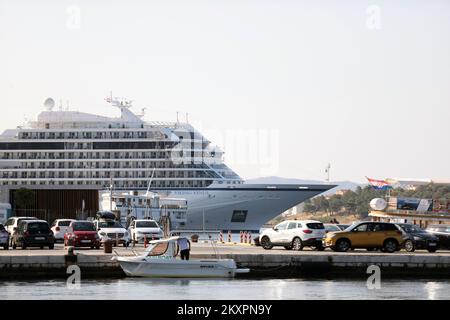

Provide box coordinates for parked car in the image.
[259,220,326,251]
[425,225,450,250]
[395,223,439,252]
[128,219,164,243]
[51,219,76,243]
[0,224,9,250]
[4,216,38,245]
[12,220,54,250]
[94,219,130,247]
[324,224,342,233]
[323,221,405,253]
[64,221,101,249]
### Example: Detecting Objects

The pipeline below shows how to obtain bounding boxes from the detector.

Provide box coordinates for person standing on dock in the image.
[178,237,191,261]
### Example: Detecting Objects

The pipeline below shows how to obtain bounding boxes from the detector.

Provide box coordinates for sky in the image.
[1,0,449,183]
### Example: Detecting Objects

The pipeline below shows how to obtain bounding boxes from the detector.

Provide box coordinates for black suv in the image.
[425,225,450,250]
[12,220,55,250]
[396,223,439,252]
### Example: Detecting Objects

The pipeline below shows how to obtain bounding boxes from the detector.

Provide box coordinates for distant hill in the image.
[245,176,363,196]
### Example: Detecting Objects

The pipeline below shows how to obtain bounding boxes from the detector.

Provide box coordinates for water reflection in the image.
[425,281,442,300]
[0,278,449,300]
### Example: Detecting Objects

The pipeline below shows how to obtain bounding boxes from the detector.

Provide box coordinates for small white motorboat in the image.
[113,236,250,278]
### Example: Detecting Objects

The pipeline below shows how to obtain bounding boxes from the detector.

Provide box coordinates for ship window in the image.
[231,210,248,223]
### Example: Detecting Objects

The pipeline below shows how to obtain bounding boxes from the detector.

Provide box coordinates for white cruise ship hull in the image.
[114,184,334,232]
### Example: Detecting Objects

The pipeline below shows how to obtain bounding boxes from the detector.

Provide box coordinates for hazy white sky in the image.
[1,0,449,183]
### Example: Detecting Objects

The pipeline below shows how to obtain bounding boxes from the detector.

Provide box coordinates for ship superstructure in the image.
[0,97,334,231]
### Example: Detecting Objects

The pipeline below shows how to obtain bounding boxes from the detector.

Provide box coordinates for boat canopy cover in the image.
[143,236,192,258]
[148,236,181,245]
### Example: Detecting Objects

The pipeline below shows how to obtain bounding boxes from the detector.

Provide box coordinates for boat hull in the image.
[117,257,248,278]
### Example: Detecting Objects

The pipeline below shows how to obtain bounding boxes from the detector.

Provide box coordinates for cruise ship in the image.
[0,97,335,231]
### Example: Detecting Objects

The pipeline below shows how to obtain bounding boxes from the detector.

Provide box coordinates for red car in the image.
[64,221,101,249]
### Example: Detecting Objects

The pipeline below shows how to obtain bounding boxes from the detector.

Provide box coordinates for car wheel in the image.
[3,244,8,250]
[404,240,415,252]
[22,243,27,250]
[292,237,304,251]
[383,239,398,253]
[49,244,54,250]
[427,248,437,253]
[40,246,44,249]
[260,236,273,250]
[96,246,100,249]
[335,239,351,252]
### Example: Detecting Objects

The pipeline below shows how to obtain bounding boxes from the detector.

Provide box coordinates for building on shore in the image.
[369,197,450,228]
[385,178,450,191]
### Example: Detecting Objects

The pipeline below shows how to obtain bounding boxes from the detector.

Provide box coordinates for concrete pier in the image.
[1,243,450,279]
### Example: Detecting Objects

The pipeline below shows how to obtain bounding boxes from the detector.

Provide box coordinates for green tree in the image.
[14,188,36,208]
[313,196,329,212]
[329,196,343,213]
[303,199,316,213]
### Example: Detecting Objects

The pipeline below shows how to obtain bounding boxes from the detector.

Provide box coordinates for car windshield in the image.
[98,221,123,228]
[275,222,288,230]
[306,223,325,230]
[399,224,423,233]
[136,221,158,228]
[325,225,340,231]
[344,223,358,231]
[18,217,37,224]
[27,222,50,233]
[58,220,73,227]
[73,222,96,231]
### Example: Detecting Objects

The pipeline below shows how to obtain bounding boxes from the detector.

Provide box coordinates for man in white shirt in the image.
[178,237,191,260]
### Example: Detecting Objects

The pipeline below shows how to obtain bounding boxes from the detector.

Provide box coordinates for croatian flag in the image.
[366,177,393,190]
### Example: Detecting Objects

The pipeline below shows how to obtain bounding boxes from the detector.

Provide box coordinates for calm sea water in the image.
[1,278,449,300]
